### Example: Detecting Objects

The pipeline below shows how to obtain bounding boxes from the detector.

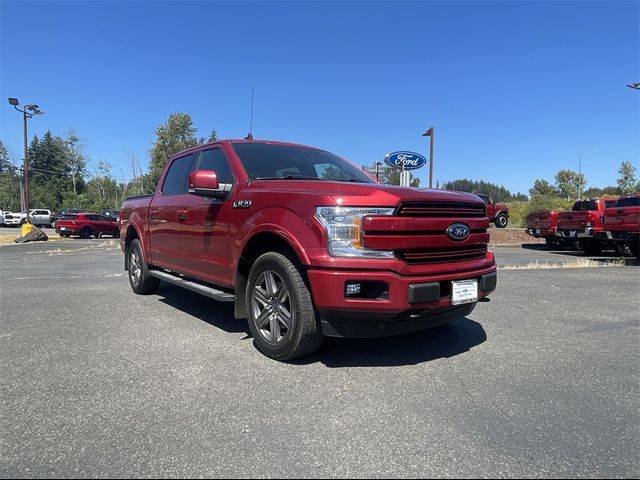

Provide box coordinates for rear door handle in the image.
[178,208,188,222]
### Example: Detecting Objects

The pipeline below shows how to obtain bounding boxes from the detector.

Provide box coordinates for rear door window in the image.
[615,197,640,208]
[161,154,196,196]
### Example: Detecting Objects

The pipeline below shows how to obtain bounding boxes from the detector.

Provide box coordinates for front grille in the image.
[399,244,488,264]
[397,202,485,218]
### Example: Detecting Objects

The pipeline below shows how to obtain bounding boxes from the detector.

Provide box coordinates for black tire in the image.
[127,239,159,295]
[246,252,323,361]
[545,237,560,248]
[59,233,71,238]
[80,227,92,239]
[578,239,602,256]
[494,213,508,228]
[630,243,640,259]
[112,229,120,238]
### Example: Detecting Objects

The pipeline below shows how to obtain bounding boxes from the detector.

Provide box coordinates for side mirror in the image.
[188,170,231,199]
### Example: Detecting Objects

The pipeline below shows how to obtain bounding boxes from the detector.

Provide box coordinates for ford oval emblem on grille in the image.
[446,223,470,241]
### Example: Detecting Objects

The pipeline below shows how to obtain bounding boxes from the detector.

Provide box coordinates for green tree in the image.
[64,130,87,194]
[529,179,557,197]
[554,169,585,201]
[381,167,420,187]
[442,179,526,202]
[616,161,639,194]
[148,113,200,189]
[0,140,22,211]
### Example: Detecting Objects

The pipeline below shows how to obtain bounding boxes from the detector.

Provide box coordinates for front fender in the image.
[234,206,321,267]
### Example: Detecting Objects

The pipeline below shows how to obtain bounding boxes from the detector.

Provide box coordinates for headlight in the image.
[315,206,395,258]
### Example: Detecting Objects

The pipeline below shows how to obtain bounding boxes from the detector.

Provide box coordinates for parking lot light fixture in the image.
[8,97,44,230]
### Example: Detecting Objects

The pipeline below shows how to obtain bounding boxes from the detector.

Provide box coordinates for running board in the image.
[149,270,236,302]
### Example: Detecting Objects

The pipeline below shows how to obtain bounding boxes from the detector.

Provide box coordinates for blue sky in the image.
[1,0,638,195]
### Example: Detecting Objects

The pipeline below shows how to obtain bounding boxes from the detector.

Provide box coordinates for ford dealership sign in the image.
[384,151,427,170]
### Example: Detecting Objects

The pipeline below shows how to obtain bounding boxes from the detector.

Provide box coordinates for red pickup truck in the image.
[525,210,563,247]
[556,197,618,254]
[600,194,640,258]
[474,193,509,228]
[120,140,497,361]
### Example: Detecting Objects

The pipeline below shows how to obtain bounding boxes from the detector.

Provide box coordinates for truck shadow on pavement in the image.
[155,283,488,367]
[301,318,487,368]
[156,284,251,335]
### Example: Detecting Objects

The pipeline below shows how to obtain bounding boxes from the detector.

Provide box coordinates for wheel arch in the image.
[234,231,308,319]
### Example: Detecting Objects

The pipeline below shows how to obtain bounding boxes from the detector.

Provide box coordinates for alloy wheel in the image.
[251,270,292,345]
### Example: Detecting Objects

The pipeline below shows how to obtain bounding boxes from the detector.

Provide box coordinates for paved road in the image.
[1,240,638,478]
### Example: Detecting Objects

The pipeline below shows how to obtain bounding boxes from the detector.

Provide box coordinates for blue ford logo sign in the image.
[446,223,470,241]
[385,151,428,170]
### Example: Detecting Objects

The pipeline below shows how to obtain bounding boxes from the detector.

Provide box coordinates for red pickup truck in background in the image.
[119,139,497,361]
[600,194,640,258]
[474,193,509,228]
[556,197,618,255]
[525,210,564,247]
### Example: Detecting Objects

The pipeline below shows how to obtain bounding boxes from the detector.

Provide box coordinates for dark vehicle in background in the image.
[52,209,84,228]
[101,209,120,221]
[600,194,640,258]
[525,210,566,248]
[474,193,509,228]
[556,197,617,255]
[55,213,120,239]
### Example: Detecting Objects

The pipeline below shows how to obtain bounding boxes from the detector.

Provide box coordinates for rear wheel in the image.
[80,227,92,239]
[128,239,159,294]
[494,213,508,228]
[246,252,323,361]
[112,229,120,238]
[578,239,602,255]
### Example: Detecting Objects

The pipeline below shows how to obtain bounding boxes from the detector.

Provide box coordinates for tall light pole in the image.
[578,146,596,200]
[422,127,434,188]
[8,98,44,224]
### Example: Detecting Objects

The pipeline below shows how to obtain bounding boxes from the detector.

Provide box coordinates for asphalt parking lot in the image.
[1,239,638,478]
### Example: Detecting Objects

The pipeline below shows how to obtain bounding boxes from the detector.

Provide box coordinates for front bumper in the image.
[307,263,497,338]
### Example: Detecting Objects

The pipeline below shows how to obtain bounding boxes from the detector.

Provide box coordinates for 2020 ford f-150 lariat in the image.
[120,140,497,360]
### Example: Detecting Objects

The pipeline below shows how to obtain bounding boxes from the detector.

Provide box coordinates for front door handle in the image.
[178,209,188,222]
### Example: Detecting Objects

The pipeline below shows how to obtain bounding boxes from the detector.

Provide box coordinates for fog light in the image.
[345,282,362,297]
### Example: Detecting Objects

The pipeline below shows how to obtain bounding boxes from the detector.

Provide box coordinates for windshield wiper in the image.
[346,178,369,183]
[256,175,322,181]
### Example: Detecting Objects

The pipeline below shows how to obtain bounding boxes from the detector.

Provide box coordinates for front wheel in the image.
[127,239,159,294]
[494,213,508,228]
[246,252,323,361]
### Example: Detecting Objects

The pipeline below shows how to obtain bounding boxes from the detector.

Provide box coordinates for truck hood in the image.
[250,180,484,207]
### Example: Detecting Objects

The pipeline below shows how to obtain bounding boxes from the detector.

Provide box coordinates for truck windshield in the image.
[232,143,375,183]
